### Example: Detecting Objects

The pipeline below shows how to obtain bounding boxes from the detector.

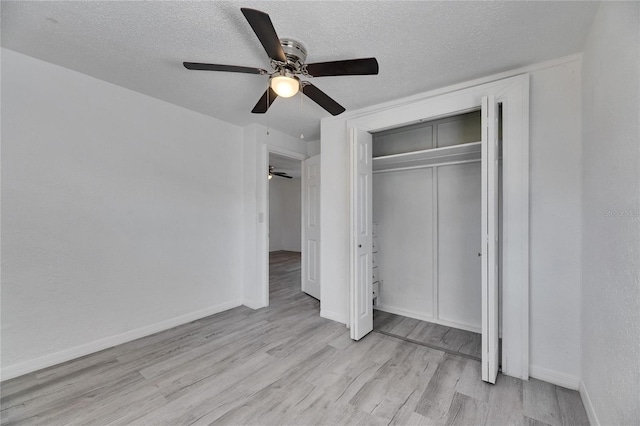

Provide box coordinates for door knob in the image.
[358,244,362,248]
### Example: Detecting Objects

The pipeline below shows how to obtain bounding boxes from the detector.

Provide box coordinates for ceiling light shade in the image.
[270,74,299,98]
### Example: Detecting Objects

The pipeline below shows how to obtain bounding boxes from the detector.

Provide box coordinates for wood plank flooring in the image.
[373,311,482,361]
[0,251,589,425]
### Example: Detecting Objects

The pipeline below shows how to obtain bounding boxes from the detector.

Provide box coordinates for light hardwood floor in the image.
[373,311,482,361]
[1,251,589,425]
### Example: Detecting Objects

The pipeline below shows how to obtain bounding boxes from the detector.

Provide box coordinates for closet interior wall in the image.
[372,111,484,333]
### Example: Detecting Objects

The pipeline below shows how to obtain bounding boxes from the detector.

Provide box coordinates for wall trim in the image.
[579,381,600,426]
[243,299,267,310]
[373,305,481,334]
[321,309,347,325]
[0,299,242,382]
[529,365,580,390]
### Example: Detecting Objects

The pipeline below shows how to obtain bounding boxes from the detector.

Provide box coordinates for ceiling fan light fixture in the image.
[270,72,300,98]
[184,8,378,115]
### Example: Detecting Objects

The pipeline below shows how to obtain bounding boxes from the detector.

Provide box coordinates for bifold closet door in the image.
[350,128,373,340]
[481,95,499,384]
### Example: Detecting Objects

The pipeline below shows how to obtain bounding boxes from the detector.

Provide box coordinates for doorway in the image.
[265,149,321,305]
[268,152,303,297]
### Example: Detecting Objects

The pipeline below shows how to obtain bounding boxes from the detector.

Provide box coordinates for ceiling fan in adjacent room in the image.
[268,166,292,180]
[183,8,379,116]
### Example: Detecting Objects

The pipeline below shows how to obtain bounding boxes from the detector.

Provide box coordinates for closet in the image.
[371,111,483,333]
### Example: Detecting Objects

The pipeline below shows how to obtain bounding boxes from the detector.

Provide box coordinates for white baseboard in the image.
[0,299,242,382]
[374,304,481,334]
[242,299,267,310]
[320,309,347,325]
[529,365,580,390]
[580,381,600,426]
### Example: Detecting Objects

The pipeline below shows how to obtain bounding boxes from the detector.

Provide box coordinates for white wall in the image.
[437,162,482,330]
[242,124,307,308]
[281,178,302,252]
[373,168,435,319]
[1,49,245,378]
[528,59,583,385]
[307,140,321,157]
[269,177,301,252]
[580,3,640,425]
[269,179,284,252]
[320,57,583,384]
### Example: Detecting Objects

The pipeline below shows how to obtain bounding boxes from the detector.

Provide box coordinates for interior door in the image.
[302,154,321,300]
[350,128,373,340]
[481,95,500,383]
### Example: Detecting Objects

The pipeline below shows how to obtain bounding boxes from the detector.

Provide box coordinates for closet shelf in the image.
[373,141,481,172]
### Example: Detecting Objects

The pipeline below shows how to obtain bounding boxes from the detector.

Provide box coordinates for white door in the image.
[302,154,321,300]
[350,128,373,340]
[481,95,500,384]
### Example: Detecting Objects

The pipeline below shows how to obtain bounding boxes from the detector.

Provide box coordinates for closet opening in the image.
[369,108,503,363]
[348,75,528,382]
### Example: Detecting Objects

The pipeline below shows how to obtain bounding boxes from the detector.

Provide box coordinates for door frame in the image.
[260,145,306,307]
[346,74,530,380]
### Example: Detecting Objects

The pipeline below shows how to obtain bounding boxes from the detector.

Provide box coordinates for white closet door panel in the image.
[350,128,373,340]
[372,169,434,316]
[302,154,321,300]
[437,162,482,330]
[481,94,500,383]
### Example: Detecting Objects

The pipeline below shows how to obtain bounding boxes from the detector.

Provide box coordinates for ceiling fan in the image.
[183,8,379,116]
[269,166,292,179]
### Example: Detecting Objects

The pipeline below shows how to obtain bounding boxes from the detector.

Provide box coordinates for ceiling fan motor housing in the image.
[279,38,307,67]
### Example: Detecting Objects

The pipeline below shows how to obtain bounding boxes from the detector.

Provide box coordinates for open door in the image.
[302,154,321,300]
[481,95,500,384]
[350,128,373,340]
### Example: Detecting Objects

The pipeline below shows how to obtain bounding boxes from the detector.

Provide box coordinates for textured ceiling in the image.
[1,1,599,141]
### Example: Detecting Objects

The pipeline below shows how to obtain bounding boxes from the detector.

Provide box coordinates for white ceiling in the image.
[1,1,599,141]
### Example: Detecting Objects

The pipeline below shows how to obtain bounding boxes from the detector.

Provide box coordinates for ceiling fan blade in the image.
[251,87,278,114]
[183,62,268,75]
[273,172,293,179]
[302,83,346,116]
[305,57,379,77]
[241,8,287,63]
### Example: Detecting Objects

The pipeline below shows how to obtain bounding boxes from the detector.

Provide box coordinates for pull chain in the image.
[299,88,304,139]
[266,87,270,135]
